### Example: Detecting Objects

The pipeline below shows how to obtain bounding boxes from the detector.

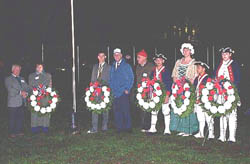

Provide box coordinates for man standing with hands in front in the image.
[5,64,29,138]
[87,52,111,134]
[110,48,134,133]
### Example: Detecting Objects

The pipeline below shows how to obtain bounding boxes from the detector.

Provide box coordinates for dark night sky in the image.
[0,0,249,66]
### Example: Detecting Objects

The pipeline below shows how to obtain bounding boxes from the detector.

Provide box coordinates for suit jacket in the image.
[29,72,52,89]
[5,74,30,108]
[91,63,111,84]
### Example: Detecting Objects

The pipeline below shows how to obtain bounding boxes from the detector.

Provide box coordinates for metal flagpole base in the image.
[72,130,80,135]
[71,112,80,135]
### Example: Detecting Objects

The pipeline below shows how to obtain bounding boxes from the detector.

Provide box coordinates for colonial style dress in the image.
[110,58,134,132]
[136,61,154,130]
[172,58,197,83]
[215,59,240,142]
[170,58,199,135]
[29,71,52,133]
[88,62,111,133]
[193,72,215,139]
[146,65,173,134]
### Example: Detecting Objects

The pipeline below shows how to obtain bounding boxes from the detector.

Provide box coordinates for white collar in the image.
[156,66,164,71]
[140,61,147,67]
[198,73,206,80]
[222,59,233,66]
[12,74,18,77]
[99,62,105,67]
[198,74,207,82]
[117,59,122,64]
[156,66,165,75]
[196,73,208,93]
[155,66,165,80]
[116,60,122,68]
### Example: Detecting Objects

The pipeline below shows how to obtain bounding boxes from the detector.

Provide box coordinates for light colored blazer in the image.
[91,63,111,84]
[5,75,29,108]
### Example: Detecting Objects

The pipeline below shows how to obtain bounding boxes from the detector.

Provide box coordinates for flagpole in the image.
[42,43,44,63]
[174,48,177,62]
[77,45,80,85]
[133,46,135,66]
[207,47,209,66]
[70,0,77,131]
[107,46,110,64]
[212,45,215,71]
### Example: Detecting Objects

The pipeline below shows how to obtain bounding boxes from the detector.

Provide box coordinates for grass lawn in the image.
[1,102,250,164]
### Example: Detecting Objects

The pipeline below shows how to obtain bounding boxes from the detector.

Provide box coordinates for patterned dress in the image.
[170,59,199,134]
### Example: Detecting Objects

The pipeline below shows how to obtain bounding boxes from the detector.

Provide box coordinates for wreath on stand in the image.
[84,80,113,114]
[199,75,241,117]
[170,78,196,118]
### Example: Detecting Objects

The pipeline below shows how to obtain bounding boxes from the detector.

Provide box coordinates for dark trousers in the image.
[31,127,49,133]
[113,94,132,131]
[9,106,24,135]
[140,110,151,130]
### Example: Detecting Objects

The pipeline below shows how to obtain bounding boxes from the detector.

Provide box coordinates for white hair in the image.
[12,64,21,72]
[180,43,195,55]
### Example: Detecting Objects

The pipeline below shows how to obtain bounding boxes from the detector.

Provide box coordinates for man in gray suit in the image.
[29,63,52,134]
[5,64,29,138]
[87,52,111,133]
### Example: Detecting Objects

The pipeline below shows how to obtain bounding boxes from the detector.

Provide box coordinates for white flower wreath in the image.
[199,76,240,117]
[136,77,167,112]
[170,79,196,118]
[84,81,113,114]
[29,84,59,115]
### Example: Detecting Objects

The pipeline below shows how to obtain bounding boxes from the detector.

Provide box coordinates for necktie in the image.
[97,64,103,80]
[116,62,120,70]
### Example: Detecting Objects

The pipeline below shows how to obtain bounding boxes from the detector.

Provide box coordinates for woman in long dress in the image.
[170,43,199,136]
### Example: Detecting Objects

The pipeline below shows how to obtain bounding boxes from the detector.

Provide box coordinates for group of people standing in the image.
[5,64,52,138]
[5,42,240,143]
[87,43,240,143]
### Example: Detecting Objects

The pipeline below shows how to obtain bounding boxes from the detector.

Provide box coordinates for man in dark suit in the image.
[5,64,30,138]
[87,52,111,133]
